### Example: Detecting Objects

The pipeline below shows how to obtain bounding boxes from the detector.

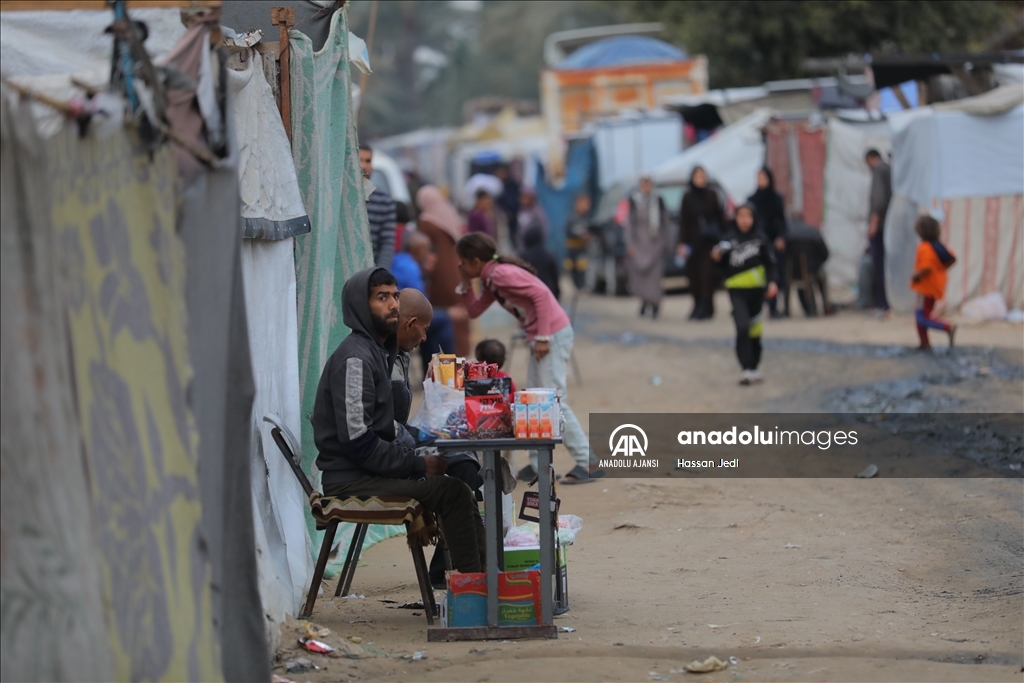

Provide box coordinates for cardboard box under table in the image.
[428,438,561,641]
[504,545,568,613]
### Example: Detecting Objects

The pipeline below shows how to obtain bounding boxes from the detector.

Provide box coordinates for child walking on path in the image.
[911,215,957,350]
[712,204,778,386]
[455,233,603,485]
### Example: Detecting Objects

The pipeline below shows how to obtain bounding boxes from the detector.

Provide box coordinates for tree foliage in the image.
[349,0,1019,138]
[627,1,1019,88]
[350,0,628,139]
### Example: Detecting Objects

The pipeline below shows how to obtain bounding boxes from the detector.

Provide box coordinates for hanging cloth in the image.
[227,49,310,239]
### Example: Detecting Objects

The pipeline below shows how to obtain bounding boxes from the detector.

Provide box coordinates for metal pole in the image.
[356,0,378,126]
[483,449,500,627]
[537,446,554,626]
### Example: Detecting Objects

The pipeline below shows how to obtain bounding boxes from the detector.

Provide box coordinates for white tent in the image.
[588,112,682,190]
[650,108,771,205]
[820,118,891,292]
[884,85,1024,313]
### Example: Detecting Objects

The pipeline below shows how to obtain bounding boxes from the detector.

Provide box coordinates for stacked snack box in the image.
[464,377,514,439]
[514,389,562,440]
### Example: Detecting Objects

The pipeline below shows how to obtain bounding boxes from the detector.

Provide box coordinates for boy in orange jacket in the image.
[910,216,957,350]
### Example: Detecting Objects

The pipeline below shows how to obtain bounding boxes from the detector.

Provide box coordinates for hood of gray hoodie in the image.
[342,266,398,368]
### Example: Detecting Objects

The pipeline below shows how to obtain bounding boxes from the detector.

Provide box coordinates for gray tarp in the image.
[220,0,335,52]
[179,87,271,679]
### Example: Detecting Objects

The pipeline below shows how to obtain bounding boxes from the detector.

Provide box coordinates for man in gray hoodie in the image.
[312,267,485,573]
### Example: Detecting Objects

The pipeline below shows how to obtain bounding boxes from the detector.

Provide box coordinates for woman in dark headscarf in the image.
[678,166,724,320]
[748,167,789,317]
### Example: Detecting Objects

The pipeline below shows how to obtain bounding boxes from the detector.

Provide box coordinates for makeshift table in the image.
[427,438,561,641]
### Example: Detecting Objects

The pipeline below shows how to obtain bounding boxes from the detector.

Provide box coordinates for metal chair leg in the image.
[301,519,338,618]
[334,523,366,597]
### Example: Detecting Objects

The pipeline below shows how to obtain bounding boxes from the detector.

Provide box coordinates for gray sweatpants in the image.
[527,325,592,471]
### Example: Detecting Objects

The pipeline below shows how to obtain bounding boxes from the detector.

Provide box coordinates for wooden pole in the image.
[356,0,378,127]
[892,83,912,110]
[271,6,296,143]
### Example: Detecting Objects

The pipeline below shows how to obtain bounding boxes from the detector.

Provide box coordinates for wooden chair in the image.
[268,425,439,624]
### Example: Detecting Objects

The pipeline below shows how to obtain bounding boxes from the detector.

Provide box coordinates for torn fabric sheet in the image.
[227,49,310,239]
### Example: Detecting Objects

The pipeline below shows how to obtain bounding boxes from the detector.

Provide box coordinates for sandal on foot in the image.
[516,464,537,482]
[561,464,596,485]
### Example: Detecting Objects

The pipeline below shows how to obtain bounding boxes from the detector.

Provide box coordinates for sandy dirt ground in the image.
[274,291,1023,683]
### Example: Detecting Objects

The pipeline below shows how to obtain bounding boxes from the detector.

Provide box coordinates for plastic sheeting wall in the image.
[884,102,1024,313]
[592,115,682,190]
[240,239,313,651]
[651,108,770,206]
[820,119,891,291]
[536,136,597,266]
[1,97,116,683]
[884,194,1024,314]
[889,104,1024,207]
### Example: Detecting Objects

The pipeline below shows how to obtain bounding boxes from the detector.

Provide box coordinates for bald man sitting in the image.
[392,288,433,424]
[393,288,483,588]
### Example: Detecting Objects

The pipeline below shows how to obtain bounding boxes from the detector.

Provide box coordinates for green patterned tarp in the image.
[289,8,404,572]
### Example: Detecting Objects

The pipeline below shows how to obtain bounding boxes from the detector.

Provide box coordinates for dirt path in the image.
[274,295,1023,683]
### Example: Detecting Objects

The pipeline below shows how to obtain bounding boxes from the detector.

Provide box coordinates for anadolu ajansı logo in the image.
[609,424,648,458]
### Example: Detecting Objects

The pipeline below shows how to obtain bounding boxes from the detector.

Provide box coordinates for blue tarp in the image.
[557,36,686,71]
[535,137,598,268]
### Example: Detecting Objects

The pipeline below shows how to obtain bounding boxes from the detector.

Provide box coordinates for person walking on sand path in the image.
[748,167,788,318]
[910,215,957,351]
[626,176,671,319]
[712,203,778,385]
[679,166,724,320]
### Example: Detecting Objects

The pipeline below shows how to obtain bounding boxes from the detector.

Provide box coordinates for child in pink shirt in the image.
[456,233,603,484]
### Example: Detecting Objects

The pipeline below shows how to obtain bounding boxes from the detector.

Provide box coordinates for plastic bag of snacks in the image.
[557,514,584,545]
[409,379,468,439]
[504,524,539,547]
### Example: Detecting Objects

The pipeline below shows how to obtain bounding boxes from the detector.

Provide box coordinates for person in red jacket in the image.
[910,215,957,350]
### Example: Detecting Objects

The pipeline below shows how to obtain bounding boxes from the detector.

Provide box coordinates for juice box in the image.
[527,405,540,439]
[537,402,555,439]
[514,404,529,439]
[437,354,458,389]
[517,389,556,405]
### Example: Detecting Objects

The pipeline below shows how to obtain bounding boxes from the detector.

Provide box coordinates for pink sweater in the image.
[460,260,570,341]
